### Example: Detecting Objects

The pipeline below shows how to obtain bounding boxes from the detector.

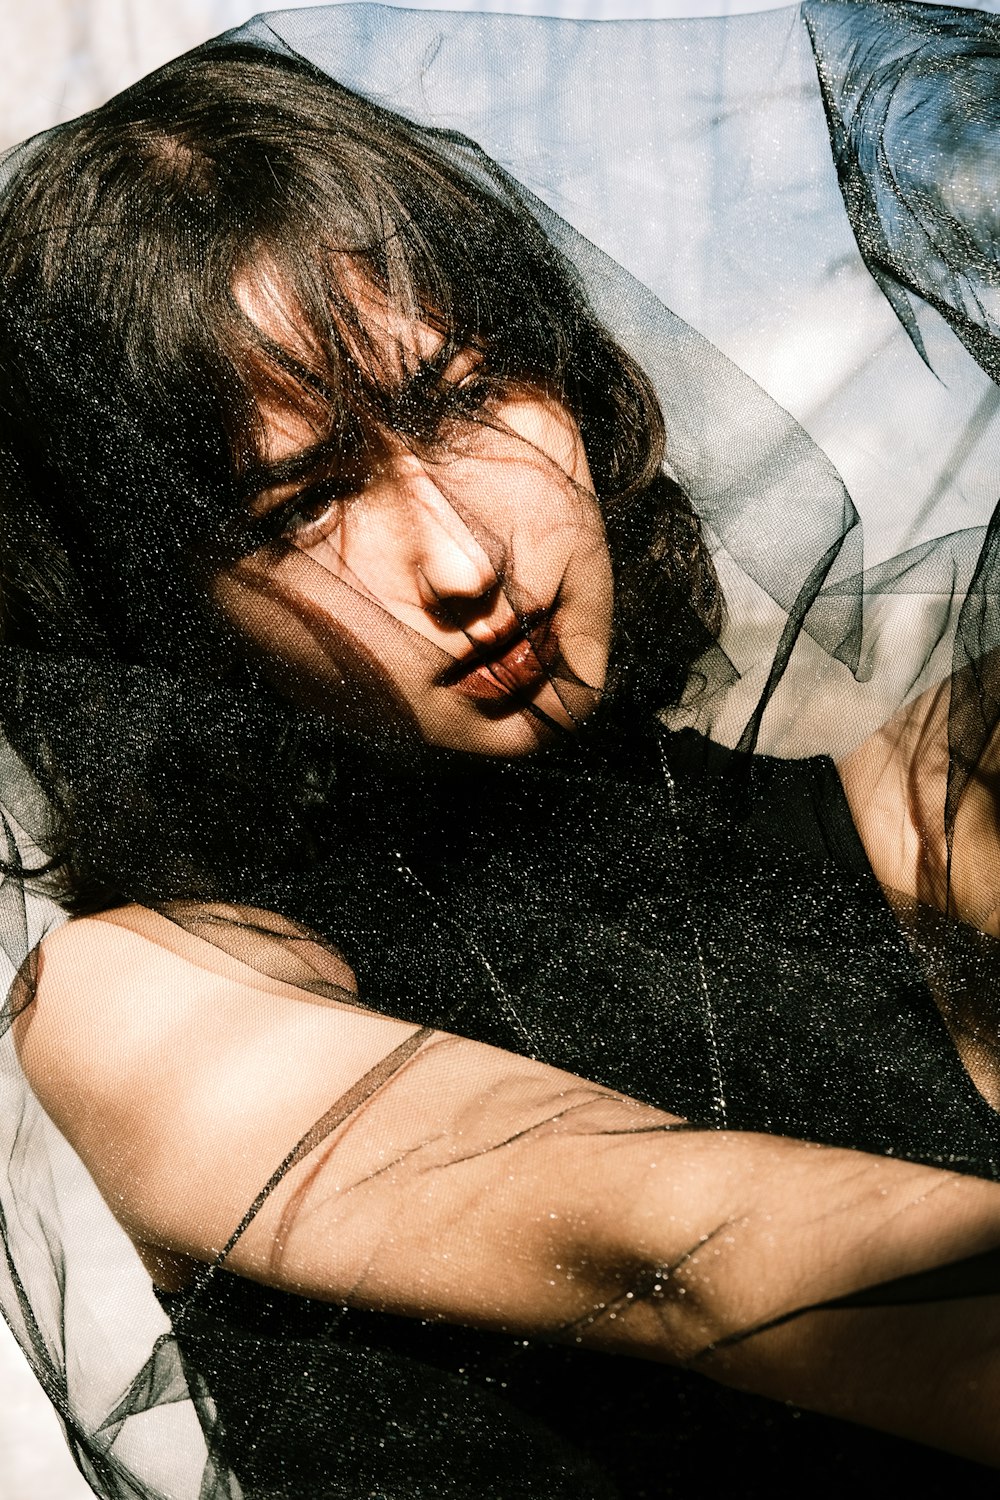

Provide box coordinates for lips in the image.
[440,612,559,701]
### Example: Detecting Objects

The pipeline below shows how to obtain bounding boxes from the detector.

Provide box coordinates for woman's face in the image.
[212,275,614,757]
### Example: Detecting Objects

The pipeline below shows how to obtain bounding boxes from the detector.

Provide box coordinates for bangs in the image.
[0,40,718,710]
[0,42,594,554]
[216,207,584,553]
[215,163,585,520]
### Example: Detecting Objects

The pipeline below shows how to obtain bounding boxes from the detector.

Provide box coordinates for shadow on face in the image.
[211,270,615,757]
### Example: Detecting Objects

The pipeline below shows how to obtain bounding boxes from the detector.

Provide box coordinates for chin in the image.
[421,680,604,758]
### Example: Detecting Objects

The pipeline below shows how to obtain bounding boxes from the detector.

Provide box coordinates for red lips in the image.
[440,613,558,701]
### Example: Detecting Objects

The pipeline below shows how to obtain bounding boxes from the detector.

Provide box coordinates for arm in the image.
[838,671,1000,938]
[18,904,1000,1465]
[838,671,1000,1103]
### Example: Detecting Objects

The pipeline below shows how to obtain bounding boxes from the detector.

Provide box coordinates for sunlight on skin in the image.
[211,268,614,755]
[840,673,1000,1107]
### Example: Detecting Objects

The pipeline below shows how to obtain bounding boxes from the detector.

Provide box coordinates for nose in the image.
[403,465,503,620]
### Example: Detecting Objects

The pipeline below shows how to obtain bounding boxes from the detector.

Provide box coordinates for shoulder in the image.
[16,910,247,1216]
[21,902,380,1110]
[17,903,424,1256]
[30,904,217,1014]
[21,907,251,1115]
[27,901,359,1041]
[21,904,383,1157]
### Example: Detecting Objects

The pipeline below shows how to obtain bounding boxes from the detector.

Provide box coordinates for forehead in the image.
[232,264,447,466]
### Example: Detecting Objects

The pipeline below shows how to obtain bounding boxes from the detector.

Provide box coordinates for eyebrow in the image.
[241,436,348,502]
[242,344,483,501]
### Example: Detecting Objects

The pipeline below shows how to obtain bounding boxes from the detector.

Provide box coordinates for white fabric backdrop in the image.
[0,0,848,151]
[3,0,998,148]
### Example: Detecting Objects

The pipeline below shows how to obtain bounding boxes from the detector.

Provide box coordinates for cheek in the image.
[210,552,435,707]
[493,391,594,490]
[210,560,349,694]
[296,506,404,602]
[483,394,605,557]
[487,456,609,602]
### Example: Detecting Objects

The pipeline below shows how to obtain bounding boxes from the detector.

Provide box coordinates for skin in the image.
[16,903,1000,1467]
[840,676,1000,940]
[840,672,1000,1106]
[211,275,1000,954]
[212,270,614,756]
[16,275,1000,1473]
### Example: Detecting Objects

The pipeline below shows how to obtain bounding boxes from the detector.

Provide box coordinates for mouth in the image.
[438,610,560,702]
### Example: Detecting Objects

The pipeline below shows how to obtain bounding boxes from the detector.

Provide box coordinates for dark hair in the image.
[0,43,721,909]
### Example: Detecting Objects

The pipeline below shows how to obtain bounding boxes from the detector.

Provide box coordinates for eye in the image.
[429,348,495,422]
[244,462,369,549]
[433,380,489,428]
[278,474,366,544]
[441,346,485,386]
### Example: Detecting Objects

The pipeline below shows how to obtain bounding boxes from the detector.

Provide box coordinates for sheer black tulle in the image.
[1,3,1000,1497]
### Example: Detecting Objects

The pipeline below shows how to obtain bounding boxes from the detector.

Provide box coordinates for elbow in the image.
[559,1233,731,1367]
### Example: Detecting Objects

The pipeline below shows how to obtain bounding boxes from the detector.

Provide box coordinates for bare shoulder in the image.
[28,900,361,1041]
[21,907,250,1115]
[30,904,218,1013]
[18,905,416,1241]
[33,902,357,1011]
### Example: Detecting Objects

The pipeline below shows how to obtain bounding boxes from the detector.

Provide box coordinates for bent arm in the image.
[838,669,1000,938]
[18,905,1000,1466]
[838,670,1000,1102]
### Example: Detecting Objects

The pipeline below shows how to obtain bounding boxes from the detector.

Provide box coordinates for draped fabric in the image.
[1,2,1000,1495]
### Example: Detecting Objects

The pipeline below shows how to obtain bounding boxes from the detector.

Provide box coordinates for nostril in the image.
[408,477,509,612]
[414,529,507,614]
[421,571,503,630]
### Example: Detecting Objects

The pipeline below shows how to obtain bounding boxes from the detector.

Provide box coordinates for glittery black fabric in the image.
[159,1272,1000,1499]
[156,722,1000,1499]
[324,724,1000,1173]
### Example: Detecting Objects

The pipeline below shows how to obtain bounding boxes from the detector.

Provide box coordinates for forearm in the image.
[706,1287,1000,1467]
[214,1039,1000,1464]
[28,913,1000,1466]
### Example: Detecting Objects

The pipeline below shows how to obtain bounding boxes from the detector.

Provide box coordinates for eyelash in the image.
[278,478,361,543]
[440,369,491,408]
[266,361,497,544]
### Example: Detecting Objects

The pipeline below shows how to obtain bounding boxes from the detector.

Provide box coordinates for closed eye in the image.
[392,348,496,439]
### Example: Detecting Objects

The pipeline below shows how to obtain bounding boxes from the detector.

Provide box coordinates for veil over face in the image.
[213,271,615,752]
[1,3,1000,1497]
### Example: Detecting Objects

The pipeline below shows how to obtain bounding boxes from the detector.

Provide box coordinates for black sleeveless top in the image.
[160,725,1000,1497]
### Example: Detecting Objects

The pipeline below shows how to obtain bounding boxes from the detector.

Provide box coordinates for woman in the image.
[3,5,1000,1496]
